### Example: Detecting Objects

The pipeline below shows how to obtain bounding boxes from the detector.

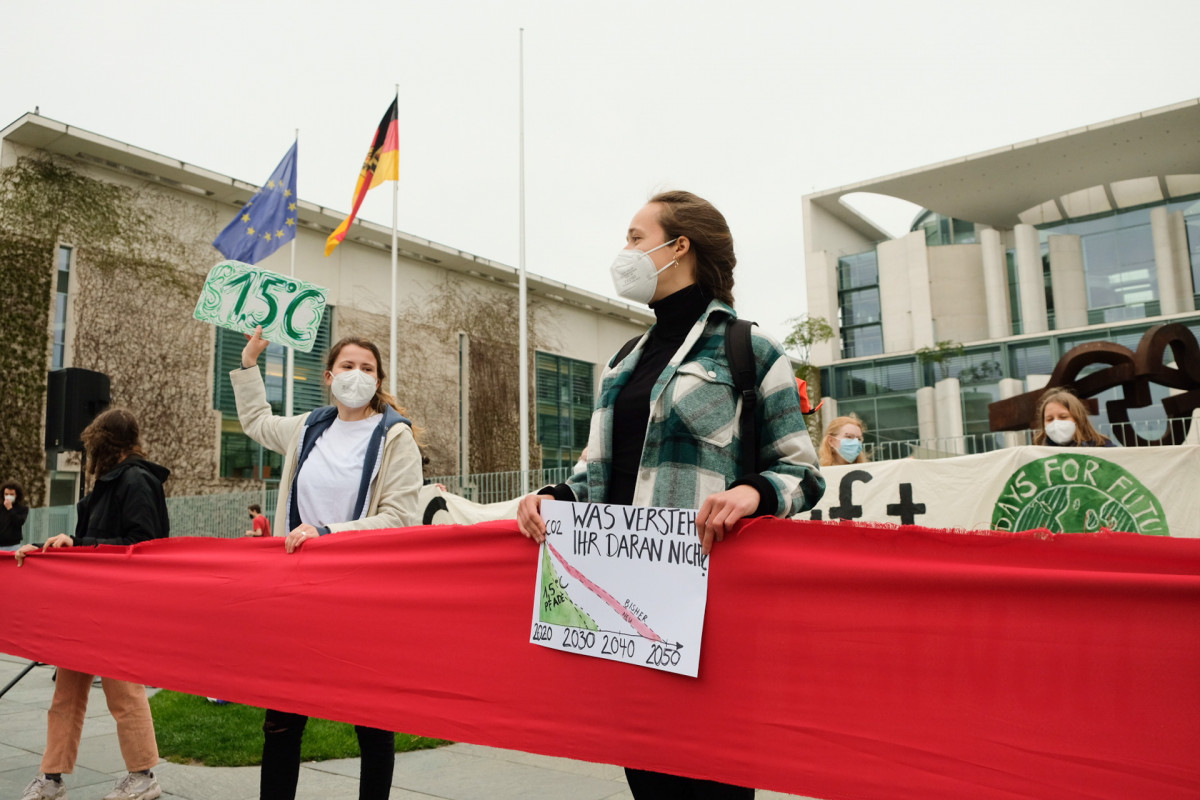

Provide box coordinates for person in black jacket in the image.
[14,409,168,800]
[1,480,29,551]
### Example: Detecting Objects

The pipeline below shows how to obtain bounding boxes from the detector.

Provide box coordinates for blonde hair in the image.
[1032,389,1110,446]
[818,414,870,466]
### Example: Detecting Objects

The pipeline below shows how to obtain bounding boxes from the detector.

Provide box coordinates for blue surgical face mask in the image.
[838,437,862,462]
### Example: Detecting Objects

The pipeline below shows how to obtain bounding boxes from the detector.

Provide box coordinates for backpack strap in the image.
[611,334,643,368]
[725,318,759,474]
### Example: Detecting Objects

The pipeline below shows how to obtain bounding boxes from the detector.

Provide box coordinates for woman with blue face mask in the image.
[232,328,424,800]
[517,190,825,800]
[818,415,869,466]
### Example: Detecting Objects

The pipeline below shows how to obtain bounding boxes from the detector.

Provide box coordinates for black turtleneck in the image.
[608,284,711,505]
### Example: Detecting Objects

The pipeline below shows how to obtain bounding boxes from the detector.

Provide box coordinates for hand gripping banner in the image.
[2,519,1198,799]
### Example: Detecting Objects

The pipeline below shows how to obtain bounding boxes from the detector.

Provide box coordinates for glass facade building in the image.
[821,197,1200,458]
[535,352,595,470]
[806,101,1200,461]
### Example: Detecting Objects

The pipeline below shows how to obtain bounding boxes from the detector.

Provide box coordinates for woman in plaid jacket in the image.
[518,190,825,799]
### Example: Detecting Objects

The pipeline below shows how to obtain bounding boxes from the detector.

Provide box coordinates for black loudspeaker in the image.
[45,368,111,452]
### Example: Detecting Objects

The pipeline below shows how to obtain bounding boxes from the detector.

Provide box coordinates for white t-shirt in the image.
[296,415,380,529]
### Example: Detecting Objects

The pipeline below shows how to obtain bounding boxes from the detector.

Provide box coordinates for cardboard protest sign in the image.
[531,500,709,677]
[193,260,328,352]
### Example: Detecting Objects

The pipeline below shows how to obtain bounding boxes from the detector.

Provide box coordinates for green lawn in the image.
[150,691,450,767]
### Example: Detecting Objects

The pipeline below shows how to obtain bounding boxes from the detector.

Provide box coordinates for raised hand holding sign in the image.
[193,260,328,352]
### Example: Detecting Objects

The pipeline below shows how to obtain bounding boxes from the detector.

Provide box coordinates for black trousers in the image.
[260,708,395,800]
[625,767,755,799]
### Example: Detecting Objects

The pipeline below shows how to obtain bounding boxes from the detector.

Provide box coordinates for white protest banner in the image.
[530,500,708,677]
[802,445,1200,537]
[193,260,328,352]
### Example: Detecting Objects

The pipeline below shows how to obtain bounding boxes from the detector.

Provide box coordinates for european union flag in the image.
[212,140,298,264]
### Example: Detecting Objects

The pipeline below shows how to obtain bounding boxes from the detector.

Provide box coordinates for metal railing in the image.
[866,417,1198,462]
[426,467,576,506]
[25,489,280,545]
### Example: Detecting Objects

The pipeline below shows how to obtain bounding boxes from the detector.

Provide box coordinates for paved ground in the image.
[0,654,813,800]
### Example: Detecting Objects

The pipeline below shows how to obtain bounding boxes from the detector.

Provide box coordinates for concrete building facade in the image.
[0,114,651,506]
[803,99,1200,456]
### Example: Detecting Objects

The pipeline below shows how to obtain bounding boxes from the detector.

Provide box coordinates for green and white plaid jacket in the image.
[566,299,825,516]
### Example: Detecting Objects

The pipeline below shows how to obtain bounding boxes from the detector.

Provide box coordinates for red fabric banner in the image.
[2,519,1198,799]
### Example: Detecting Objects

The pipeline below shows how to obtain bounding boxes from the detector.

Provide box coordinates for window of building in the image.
[536,352,594,471]
[1040,208,1157,323]
[837,251,883,359]
[212,309,333,481]
[838,393,920,460]
[52,245,72,369]
[932,347,1005,387]
[911,210,977,246]
[1165,195,1200,306]
[1006,250,1022,335]
[834,357,920,398]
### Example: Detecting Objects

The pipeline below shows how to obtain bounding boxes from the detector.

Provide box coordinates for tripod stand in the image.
[0,661,46,699]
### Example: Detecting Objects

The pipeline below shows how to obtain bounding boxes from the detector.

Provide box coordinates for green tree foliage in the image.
[916,340,966,381]
[781,314,835,447]
[782,314,834,384]
[0,157,207,505]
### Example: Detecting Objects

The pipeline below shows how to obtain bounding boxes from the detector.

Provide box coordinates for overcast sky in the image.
[4,0,1198,342]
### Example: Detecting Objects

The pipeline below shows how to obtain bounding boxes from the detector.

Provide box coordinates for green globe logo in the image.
[992,454,1168,535]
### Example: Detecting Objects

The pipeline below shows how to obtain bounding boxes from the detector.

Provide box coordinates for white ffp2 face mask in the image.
[609,238,678,305]
[1045,419,1077,445]
[330,369,378,409]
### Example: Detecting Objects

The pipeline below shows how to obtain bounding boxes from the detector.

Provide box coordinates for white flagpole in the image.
[518,29,530,493]
[284,129,298,417]
[390,84,399,398]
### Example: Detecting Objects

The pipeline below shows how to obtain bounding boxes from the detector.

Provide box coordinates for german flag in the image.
[324,98,400,256]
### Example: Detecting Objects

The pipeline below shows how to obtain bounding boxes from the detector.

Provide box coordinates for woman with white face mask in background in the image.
[0,480,29,551]
[1032,388,1116,447]
[231,327,423,800]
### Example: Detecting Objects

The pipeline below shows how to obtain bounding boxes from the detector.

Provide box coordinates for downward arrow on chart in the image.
[545,541,664,643]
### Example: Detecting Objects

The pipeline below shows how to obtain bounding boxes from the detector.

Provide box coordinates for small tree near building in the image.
[916,340,966,382]
[782,314,835,447]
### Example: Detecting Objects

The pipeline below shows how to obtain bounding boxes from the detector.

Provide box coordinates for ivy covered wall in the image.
[0,233,54,506]
[0,156,227,501]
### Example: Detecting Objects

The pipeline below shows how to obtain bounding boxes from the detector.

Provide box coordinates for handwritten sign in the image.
[530,500,709,677]
[193,260,328,352]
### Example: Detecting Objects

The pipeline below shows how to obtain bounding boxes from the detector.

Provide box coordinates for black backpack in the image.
[612,318,762,473]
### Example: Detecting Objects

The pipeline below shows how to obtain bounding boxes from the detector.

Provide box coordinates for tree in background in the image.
[782,314,835,446]
[916,340,966,382]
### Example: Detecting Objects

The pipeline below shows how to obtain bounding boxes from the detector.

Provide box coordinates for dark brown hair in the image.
[81,408,148,478]
[2,481,25,507]
[650,190,736,305]
[248,504,262,514]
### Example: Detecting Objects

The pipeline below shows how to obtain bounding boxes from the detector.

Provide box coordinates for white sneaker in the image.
[100,772,161,800]
[19,776,66,800]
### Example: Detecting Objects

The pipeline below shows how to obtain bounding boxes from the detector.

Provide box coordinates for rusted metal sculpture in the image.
[988,323,1200,446]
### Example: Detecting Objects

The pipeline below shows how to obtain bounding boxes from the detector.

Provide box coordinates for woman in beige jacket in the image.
[231,327,422,800]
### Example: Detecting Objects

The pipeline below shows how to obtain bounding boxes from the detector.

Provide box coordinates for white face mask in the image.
[1045,419,1077,445]
[609,238,678,305]
[3,494,14,503]
[330,369,378,409]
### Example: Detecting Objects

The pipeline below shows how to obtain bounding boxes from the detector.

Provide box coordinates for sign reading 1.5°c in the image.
[193,261,328,352]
